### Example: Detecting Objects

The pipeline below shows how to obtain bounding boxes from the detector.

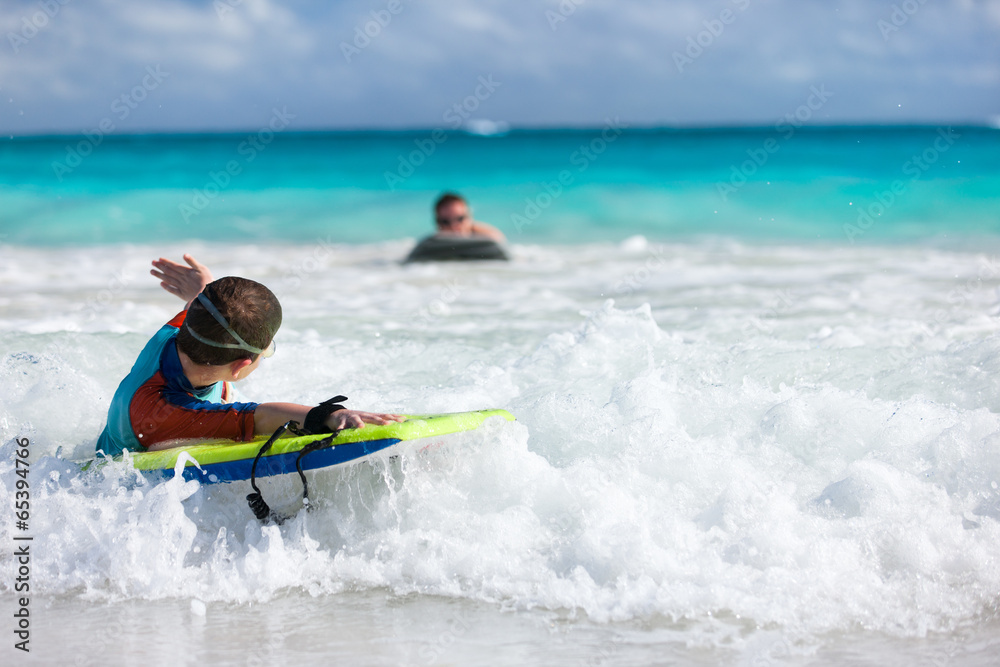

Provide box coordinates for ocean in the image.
[2,126,1000,665]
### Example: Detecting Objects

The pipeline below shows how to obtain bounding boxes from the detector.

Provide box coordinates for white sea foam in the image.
[1,239,1000,662]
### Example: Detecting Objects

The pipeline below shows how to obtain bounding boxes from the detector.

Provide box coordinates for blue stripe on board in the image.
[175,437,402,484]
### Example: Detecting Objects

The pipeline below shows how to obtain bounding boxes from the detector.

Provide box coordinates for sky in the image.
[0,0,998,135]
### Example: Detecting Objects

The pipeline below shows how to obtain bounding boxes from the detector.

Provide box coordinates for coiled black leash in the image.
[245,420,297,524]
[246,396,348,523]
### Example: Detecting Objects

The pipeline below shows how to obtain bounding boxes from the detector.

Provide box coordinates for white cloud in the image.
[0,0,997,133]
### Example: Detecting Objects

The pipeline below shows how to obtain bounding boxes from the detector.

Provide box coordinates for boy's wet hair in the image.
[176,276,282,366]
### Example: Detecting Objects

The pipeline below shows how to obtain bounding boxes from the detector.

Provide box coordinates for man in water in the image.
[432,192,505,242]
[405,193,508,262]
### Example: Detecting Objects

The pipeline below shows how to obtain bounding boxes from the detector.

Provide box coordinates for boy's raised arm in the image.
[151,253,214,308]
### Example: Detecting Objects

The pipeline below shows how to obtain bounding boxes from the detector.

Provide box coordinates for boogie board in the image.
[405,235,509,262]
[124,409,514,484]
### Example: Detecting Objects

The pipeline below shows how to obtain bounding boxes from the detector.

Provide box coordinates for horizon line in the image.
[3,119,998,140]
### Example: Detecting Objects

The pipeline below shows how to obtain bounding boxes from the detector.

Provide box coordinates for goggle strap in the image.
[187,293,266,355]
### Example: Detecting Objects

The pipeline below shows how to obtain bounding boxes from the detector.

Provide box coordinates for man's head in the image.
[176,276,282,368]
[434,192,473,235]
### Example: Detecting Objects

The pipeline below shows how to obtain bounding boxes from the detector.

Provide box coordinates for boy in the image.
[96,254,402,457]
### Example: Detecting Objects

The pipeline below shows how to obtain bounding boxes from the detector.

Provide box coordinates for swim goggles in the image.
[185,293,276,358]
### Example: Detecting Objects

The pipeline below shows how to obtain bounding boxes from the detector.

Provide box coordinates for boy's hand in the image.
[151,254,213,307]
[326,410,405,431]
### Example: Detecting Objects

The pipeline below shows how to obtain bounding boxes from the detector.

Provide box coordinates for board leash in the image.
[246,395,348,524]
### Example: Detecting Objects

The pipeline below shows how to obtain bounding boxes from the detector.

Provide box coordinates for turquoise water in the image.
[2,125,998,246]
[3,126,1000,666]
